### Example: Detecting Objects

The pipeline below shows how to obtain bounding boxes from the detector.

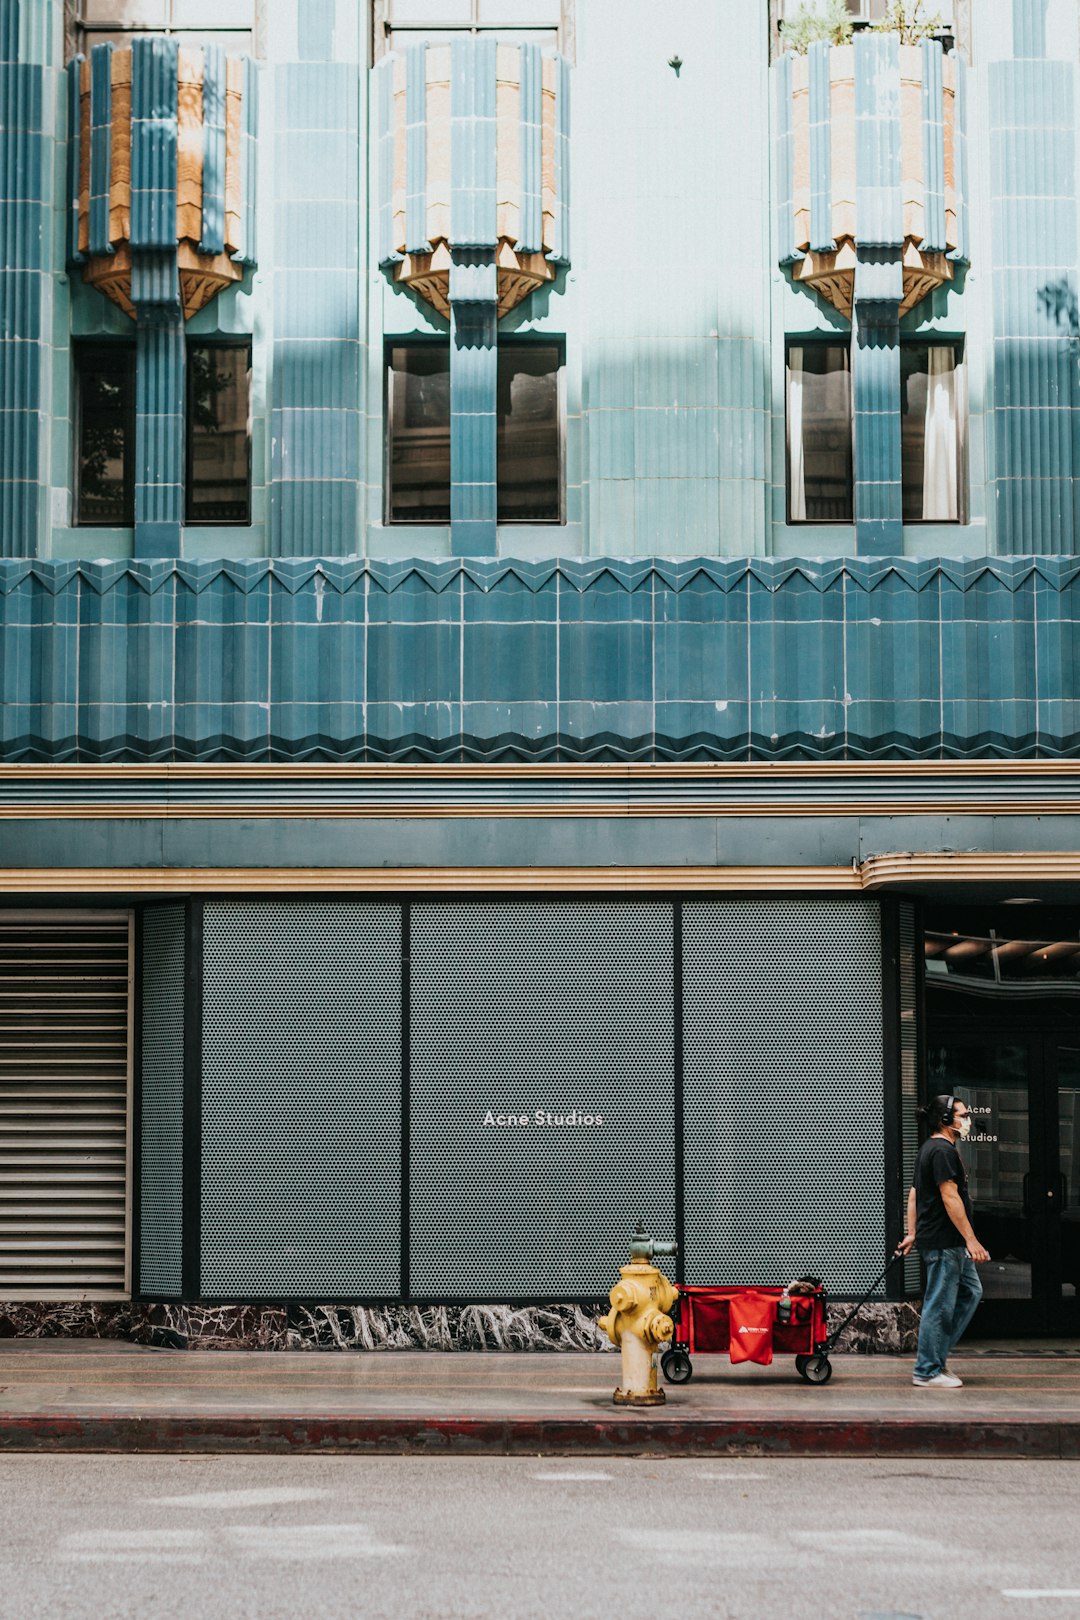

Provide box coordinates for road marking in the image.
[532,1471,613,1481]
[59,1524,407,1563]
[1002,1593,1080,1601]
[148,1487,331,1509]
[697,1471,769,1481]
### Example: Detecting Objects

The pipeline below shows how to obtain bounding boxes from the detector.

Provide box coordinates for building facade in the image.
[1,0,1079,1345]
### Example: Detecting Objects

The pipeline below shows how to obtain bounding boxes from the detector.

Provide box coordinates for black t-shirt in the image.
[914,1136,973,1251]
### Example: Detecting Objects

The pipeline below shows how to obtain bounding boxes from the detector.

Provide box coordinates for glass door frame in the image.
[925,1015,1078,1337]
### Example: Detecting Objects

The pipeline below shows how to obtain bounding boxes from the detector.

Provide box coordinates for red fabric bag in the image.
[728,1290,777,1365]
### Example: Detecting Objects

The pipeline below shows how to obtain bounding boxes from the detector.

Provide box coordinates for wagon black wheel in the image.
[661,1350,693,1385]
[801,1354,833,1385]
[794,1354,810,1378]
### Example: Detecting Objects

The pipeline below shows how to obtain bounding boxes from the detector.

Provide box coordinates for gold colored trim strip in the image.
[0,852,1078,894]
[2,761,1080,780]
[0,799,1076,820]
[0,866,862,894]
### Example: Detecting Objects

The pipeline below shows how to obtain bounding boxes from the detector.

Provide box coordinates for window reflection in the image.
[786,344,853,523]
[925,929,1080,996]
[497,343,560,522]
[76,343,135,527]
[901,341,963,523]
[388,345,452,523]
[187,342,251,525]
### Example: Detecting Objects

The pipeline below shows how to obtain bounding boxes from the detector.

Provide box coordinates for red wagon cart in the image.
[660,1281,833,1385]
[659,1253,904,1387]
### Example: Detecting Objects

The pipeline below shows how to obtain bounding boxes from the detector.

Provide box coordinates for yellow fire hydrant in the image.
[599,1222,679,1406]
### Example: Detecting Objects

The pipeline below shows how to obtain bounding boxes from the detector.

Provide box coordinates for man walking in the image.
[898,1094,989,1389]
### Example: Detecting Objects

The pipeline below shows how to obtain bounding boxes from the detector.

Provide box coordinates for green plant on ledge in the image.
[781,0,946,53]
[780,0,853,52]
[871,0,946,44]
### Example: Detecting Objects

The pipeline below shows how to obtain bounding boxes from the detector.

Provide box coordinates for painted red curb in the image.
[1,1414,1078,1458]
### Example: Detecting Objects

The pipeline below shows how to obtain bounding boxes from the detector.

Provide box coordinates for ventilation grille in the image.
[898,901,920,1293]
[140,906,186,1296]
[200,903,402,1297]
[683,901,885,1291]
[0,913,132,1298]
[409,903,676,1297]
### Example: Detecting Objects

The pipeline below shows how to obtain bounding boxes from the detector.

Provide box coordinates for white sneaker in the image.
[912,1371,963,1388]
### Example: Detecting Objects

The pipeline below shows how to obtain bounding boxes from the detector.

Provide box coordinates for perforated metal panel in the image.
[898,901,921,1294]
[140,906,185,1296]
[683,901,885,1291]
[200,903,401,1296]
[409,903,675,1297]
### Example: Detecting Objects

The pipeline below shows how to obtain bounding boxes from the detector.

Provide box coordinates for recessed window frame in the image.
[372,0,566,61]
[384,335,566,527]
[900,335,966,527]
[68,0,256,57]
[74,339,137,529]
[785,337,854,527]
[185,336,253,528]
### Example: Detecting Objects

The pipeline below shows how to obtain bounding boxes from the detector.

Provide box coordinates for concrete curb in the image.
[2,1414,1080,1458]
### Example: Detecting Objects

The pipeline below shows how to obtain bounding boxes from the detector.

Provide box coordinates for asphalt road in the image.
[1,1455,1078,1620]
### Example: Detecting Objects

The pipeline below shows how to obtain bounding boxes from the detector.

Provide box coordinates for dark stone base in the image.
[0,1298,920,1353]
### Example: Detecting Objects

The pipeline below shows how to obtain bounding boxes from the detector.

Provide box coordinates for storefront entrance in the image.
[925,910,1080,1336]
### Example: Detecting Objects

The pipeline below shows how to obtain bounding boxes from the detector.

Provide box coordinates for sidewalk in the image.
[1,1341,1079,1458]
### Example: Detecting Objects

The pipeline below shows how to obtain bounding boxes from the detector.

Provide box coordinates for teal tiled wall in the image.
[1,555,1077,761]
[3,0,1080,564]
[267,0,364,557]
[987,0,1080,553]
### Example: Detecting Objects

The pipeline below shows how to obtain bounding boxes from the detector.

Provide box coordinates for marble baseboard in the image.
[0,1298,920,1353]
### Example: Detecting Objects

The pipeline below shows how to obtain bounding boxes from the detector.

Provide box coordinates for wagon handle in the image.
[821,1248,907,1355]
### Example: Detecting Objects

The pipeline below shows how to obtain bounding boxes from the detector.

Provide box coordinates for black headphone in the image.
[940,1095,957,1125]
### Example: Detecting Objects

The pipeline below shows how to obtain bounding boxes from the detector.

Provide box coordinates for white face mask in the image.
[956,1116,971,1140]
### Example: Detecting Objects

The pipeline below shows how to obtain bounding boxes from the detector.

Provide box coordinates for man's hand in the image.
[896,1234,916,1256]
[967,1238,990,1264]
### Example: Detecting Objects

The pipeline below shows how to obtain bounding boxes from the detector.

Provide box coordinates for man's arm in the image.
[939,1180,990,1263]
[898,1186,917,1255]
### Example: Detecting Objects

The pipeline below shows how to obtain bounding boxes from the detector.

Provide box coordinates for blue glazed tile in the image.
[749,614,845,706]
[1038,700,1080,750]
[271,340,360,411]
[749,699,847,755]
[268,702,364,751]
[271,622,364,704]
[462,621,556,702]
[844,699,940,755]
[559,572,651,627]
[366,622,461,704]
[653,619,748,704]
[270,480,361,557]
[845,618,940,708]
[365,701,460,751]
[461,570,558,623]
[367,571,460,625]
[275,202,358,270]
[747,566,844,623]
[460,701,559,750]
[276,63,359,133]
[558,700,653,747]
[559,621,653,703]
[654,699,749,753]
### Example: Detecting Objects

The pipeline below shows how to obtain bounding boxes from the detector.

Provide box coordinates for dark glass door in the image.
[926,1028,1077,1334]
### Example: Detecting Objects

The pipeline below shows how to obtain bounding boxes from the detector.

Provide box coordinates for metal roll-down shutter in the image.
[0,912,133,1299]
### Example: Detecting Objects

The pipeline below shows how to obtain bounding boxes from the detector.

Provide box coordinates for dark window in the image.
[387,344,452,523]
[186,341,252,525]
[387,340,562,524]
[497,342,561,522]
[786,342,853,524]
[75,342,135,527]
[901,340,963,524]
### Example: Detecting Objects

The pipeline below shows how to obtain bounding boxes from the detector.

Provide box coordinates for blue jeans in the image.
[913,1247,984,1379]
